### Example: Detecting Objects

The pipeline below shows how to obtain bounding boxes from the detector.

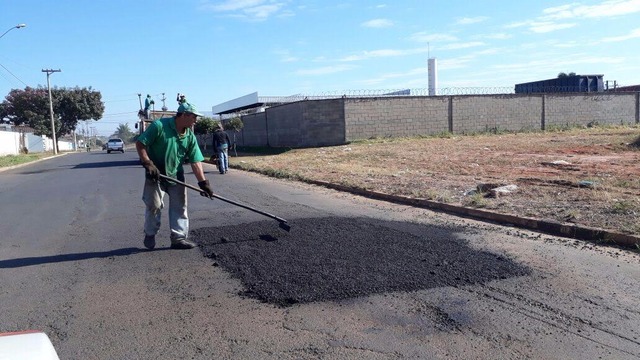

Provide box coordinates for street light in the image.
[0,24,26,40]
[42,68,61,154]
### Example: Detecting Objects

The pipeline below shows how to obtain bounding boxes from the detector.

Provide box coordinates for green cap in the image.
[177,102,203,117]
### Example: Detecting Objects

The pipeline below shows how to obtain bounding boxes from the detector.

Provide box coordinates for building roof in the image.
[611,84,640,92]
[211,92,303,115]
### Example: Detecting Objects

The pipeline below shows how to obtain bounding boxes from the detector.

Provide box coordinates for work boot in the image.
[143,234,156,250]
[170,239,197,249]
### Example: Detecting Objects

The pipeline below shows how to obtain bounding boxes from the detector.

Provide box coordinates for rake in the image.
[157,174,291,232]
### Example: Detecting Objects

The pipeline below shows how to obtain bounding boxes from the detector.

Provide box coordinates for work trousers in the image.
[142,178,189,241]
[217,144,229,173]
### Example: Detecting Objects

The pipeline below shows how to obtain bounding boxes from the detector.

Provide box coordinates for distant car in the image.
[106,138,125,153]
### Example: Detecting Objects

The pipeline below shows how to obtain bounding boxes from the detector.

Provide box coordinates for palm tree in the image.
[113,123,135,142]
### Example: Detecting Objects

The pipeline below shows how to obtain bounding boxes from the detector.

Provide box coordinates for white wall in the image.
[26,133,46,153]
[0,130,74,155]
[0,131,21,155]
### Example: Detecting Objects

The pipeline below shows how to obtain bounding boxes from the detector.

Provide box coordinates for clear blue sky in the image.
[2,0,639,136]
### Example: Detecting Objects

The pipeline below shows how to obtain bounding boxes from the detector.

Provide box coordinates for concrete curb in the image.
[0,152,71,173]
[219,162,640,249]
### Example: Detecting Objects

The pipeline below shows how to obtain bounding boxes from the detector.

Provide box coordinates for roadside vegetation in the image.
[0,152,55,168]
[229,125,640,235]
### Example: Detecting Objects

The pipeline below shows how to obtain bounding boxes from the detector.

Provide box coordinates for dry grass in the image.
[231,126,640,235]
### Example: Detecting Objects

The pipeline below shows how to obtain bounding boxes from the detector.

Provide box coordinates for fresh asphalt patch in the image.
[192,217,531,307]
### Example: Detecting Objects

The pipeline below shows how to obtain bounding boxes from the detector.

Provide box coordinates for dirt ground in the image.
[231,126,640,236]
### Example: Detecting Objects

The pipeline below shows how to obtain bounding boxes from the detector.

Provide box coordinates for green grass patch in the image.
[233,162,302,181]
[202,145,292,158]
[464,192,489,208]
[234,146,292,156]
[0,153,52,168]
[610,200,637,215]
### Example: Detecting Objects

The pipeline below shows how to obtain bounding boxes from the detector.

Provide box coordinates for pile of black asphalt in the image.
[192,217,531,307]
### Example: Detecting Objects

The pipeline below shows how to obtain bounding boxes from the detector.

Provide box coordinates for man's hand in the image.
[198,180,214,198]
[142,160,159,181]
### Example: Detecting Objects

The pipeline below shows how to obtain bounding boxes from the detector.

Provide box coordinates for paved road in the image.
[0,151,639,359]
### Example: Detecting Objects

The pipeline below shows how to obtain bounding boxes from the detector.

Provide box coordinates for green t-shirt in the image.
[138,117,204,181]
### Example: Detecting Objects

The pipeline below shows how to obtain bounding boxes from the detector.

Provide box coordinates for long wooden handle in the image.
[157,174,290,224]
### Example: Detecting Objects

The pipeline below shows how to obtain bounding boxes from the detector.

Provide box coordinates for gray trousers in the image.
[142,178,189,242]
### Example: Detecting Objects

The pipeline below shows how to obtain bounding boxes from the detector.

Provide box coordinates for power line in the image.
[93,120,136,124]
[101,111,138,117]
[102,98,137,103]
[0,62,28,86]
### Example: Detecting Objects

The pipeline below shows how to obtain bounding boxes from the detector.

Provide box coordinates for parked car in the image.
[106,138,125,153]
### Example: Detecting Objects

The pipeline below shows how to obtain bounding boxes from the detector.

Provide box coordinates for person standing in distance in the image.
[212,123,231,174]
[143,94,154,119]
[136,101,214,250]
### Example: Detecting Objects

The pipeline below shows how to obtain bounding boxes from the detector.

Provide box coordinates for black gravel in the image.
[192,217,530,307]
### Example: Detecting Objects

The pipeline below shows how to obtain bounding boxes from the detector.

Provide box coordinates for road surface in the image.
[0,151,638,359]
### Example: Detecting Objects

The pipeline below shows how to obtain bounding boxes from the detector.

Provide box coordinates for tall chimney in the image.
[428,58,437,96]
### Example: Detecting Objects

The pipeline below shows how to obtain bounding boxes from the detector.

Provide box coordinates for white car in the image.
[0,330,60,359]
[106,138,125,153]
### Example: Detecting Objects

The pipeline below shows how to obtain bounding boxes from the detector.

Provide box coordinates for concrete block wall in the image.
[452,95,542,133]
[296,99,345,147]
[236,92,639,148]
[545,93,637,128]
[264,102,304,147]
[344,97,449,141]
[238,99,346,148]
[266,100,345,147]
[237,112,268,146]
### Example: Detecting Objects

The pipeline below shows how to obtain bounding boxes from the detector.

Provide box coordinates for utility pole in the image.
[85,120,90,148]
[42,68,61,154]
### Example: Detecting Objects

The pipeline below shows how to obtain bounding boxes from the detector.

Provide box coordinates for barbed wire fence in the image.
[265,86,640,104]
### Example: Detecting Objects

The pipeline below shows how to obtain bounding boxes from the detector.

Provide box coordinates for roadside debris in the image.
[465,183,518,198]
[578,180,596,188]
[489,184,518,198]
[541,160,580,171]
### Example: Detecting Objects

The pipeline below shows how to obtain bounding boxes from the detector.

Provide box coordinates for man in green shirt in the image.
[136,101,214,250]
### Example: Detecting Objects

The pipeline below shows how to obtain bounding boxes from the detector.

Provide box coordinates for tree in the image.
[113,123,136,143]
[2,87,49,128]
[558,72,577,78]
[1,86,104,148]
[55,87,104,137]
[224,117,244,156]
[224,117,244,132]
[193,116,218,150]
[194,116,217,135]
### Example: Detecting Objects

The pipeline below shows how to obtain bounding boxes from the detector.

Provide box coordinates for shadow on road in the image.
[13,168,68,175]
[73,160,141,169]
[0,247,169,268]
